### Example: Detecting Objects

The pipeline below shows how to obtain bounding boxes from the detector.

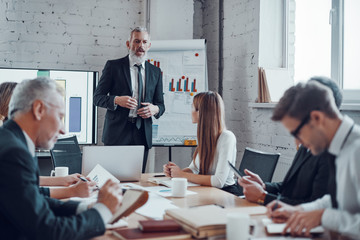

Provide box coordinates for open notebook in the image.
[110,189,149,224]
[147,177,199,187]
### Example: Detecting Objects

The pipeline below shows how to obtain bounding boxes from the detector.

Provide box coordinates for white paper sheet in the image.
[135,192,178,220]
[86,164,120,188]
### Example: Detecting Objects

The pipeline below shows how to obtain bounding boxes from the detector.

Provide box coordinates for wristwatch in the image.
[257,191,268,205]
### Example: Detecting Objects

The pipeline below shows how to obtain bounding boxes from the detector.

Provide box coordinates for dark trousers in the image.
[106,118,149,173]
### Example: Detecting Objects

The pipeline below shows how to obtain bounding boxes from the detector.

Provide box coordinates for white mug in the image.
[226,213,250,240]
[50,167,69,177]
[171,178,187,197]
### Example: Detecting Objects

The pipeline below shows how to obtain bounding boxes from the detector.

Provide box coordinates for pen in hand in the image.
[79,176,100,190]
[272,194,281,211]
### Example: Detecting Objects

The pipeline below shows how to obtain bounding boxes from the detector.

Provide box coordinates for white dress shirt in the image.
[128,55,146,118]
[22,131,112,224]
[188,129,237,188]
[301,115,360,239]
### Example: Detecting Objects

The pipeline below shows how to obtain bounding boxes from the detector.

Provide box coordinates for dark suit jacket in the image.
[264,146,330,205]
[0,120,105,240]
[93,56,165,148]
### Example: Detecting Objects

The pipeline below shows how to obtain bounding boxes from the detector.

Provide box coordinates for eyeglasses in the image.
[290,114,311,139]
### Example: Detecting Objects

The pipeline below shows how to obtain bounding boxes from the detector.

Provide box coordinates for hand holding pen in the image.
[79,176,100,191]
[266,197,300,223]
[272,194,281,211]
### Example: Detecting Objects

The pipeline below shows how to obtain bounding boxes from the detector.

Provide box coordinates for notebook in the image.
[82,145,144,181]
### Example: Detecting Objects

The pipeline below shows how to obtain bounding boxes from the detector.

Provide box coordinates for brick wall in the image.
[0,0,145,145]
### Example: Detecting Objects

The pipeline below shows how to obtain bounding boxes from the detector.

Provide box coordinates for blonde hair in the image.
[193,91,226,175]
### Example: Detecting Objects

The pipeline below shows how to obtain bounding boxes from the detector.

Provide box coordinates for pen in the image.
[154,174,166,177]
[272,194,281,211]
[79,176,100,190]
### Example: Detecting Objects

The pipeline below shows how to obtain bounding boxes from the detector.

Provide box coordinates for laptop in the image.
[82,145,144,181]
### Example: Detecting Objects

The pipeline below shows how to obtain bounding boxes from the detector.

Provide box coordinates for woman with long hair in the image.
[0,82,17,126]
[163,91,239,194]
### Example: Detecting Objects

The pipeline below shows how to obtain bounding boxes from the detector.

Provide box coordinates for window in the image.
[343,0,360,90]
[0,68,98,144]
[293,0,331,82]
[293,0,360,103]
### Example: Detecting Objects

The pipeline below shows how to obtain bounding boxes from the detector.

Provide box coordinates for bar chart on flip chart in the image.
[147,39,208,146]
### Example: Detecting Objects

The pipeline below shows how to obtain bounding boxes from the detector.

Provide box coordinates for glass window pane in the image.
[294,0,331,83]
[343,0,360,90]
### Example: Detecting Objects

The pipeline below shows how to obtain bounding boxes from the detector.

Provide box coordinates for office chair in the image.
[237,147,280,194]
[50,135,82,174]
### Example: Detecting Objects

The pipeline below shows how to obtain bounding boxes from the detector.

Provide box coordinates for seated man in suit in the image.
[266,80,360,238]
[0,77,123,239]
[238,77,341,205]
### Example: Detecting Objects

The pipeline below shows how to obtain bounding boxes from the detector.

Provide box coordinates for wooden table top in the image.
[93,174,337,240]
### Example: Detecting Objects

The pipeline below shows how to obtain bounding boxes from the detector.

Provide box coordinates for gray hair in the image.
[8,77,64,119]
[128,26,150,41]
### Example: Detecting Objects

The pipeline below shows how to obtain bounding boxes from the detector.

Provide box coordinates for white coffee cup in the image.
[171,178,187,197]
[50,167,69,177]
[226,213,250,240]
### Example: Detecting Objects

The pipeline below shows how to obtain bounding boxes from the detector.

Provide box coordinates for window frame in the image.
[331,0,360,103]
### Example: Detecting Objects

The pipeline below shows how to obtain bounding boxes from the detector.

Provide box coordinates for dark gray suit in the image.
[94,56,165,149]
[0,120,105,240]
[264,146,330,205]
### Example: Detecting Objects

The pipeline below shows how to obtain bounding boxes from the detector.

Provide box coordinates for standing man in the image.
[266,80,360,238]
[94,26,165,173]
[0,77,123,239]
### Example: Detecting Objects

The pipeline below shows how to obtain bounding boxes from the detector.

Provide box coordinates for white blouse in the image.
[188,129,237,188]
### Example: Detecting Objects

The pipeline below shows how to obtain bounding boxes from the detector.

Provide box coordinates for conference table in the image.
[93,174,340,240]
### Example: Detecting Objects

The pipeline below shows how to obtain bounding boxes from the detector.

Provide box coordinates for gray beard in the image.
[129,50,147,65]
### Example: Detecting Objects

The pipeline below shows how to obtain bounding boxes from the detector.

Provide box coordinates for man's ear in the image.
[310,110,325,127]
[32,100,45,121]
[126,41,130,49]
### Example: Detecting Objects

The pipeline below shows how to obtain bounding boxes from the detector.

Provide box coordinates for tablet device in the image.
[228,161,244,179]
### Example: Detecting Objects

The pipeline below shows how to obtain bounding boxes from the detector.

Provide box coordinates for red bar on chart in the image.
[193,79,197,92]
[185,78,190,92]
[178,79,182,91]
[154,61,157,66]
[157,61,160,68]
[171,79,175,91]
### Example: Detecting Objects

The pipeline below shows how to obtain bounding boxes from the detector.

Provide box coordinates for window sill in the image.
[248,102,360,111]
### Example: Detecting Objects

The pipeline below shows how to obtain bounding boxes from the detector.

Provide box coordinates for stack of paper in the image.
[165,205,267,238]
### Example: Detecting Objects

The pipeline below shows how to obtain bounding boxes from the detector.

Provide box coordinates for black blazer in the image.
[93,56,165,148]
[264,146,330,205]
[0,120,105,240]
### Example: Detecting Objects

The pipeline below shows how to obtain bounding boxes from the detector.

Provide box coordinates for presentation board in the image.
[147,39,208,145]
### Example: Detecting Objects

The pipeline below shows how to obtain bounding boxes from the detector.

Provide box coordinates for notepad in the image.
[147,177,199,187]
[262,218,324,234]
[87,164,120,188]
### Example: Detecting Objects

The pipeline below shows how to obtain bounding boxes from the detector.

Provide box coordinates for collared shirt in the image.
[301,115,360,239]
[128,55,146,118]
[21,132,112,225]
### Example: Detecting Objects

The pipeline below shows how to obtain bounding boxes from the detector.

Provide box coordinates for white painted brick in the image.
[5,10,34,21]
[65,24,92,35]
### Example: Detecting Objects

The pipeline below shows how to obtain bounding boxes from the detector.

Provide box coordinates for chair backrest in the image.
[239,147,280,182]
[50,136,82,174]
